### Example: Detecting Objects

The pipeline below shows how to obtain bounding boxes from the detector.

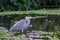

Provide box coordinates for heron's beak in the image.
[31,17,36,19]
[31,16,47,19]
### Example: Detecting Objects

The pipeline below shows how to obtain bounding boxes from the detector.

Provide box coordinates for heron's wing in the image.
[9,19,26,31]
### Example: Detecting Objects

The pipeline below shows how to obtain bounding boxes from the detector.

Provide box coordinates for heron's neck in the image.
[25,19,30,24]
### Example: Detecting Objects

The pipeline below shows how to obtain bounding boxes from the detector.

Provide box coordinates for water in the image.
[28,38,43,40]
[0,39,1,40]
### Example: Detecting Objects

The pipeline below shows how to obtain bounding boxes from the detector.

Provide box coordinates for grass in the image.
[0,9,47,15]
[47,8,60,13]
[0,8,60,15]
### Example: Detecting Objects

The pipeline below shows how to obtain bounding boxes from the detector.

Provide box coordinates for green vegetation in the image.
[0,8,60,15]
[0,0,60,11]
[47,8,60,13]
[0,30,59,40]
[0,9,47,15]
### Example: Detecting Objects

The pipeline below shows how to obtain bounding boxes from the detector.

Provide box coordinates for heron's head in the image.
[25,16,31,20]
[25,16,36,20]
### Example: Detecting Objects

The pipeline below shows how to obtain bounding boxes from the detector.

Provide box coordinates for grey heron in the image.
[9,15,47,35]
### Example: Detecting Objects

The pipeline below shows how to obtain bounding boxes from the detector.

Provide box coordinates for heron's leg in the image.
[19,30,20,35]
[22,29,23,35]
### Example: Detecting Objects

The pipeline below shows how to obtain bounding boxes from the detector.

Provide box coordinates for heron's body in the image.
[9,16,46,34]
[10,19,30,31]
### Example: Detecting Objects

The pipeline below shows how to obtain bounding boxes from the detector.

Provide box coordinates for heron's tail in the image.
[9,27,13,32]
